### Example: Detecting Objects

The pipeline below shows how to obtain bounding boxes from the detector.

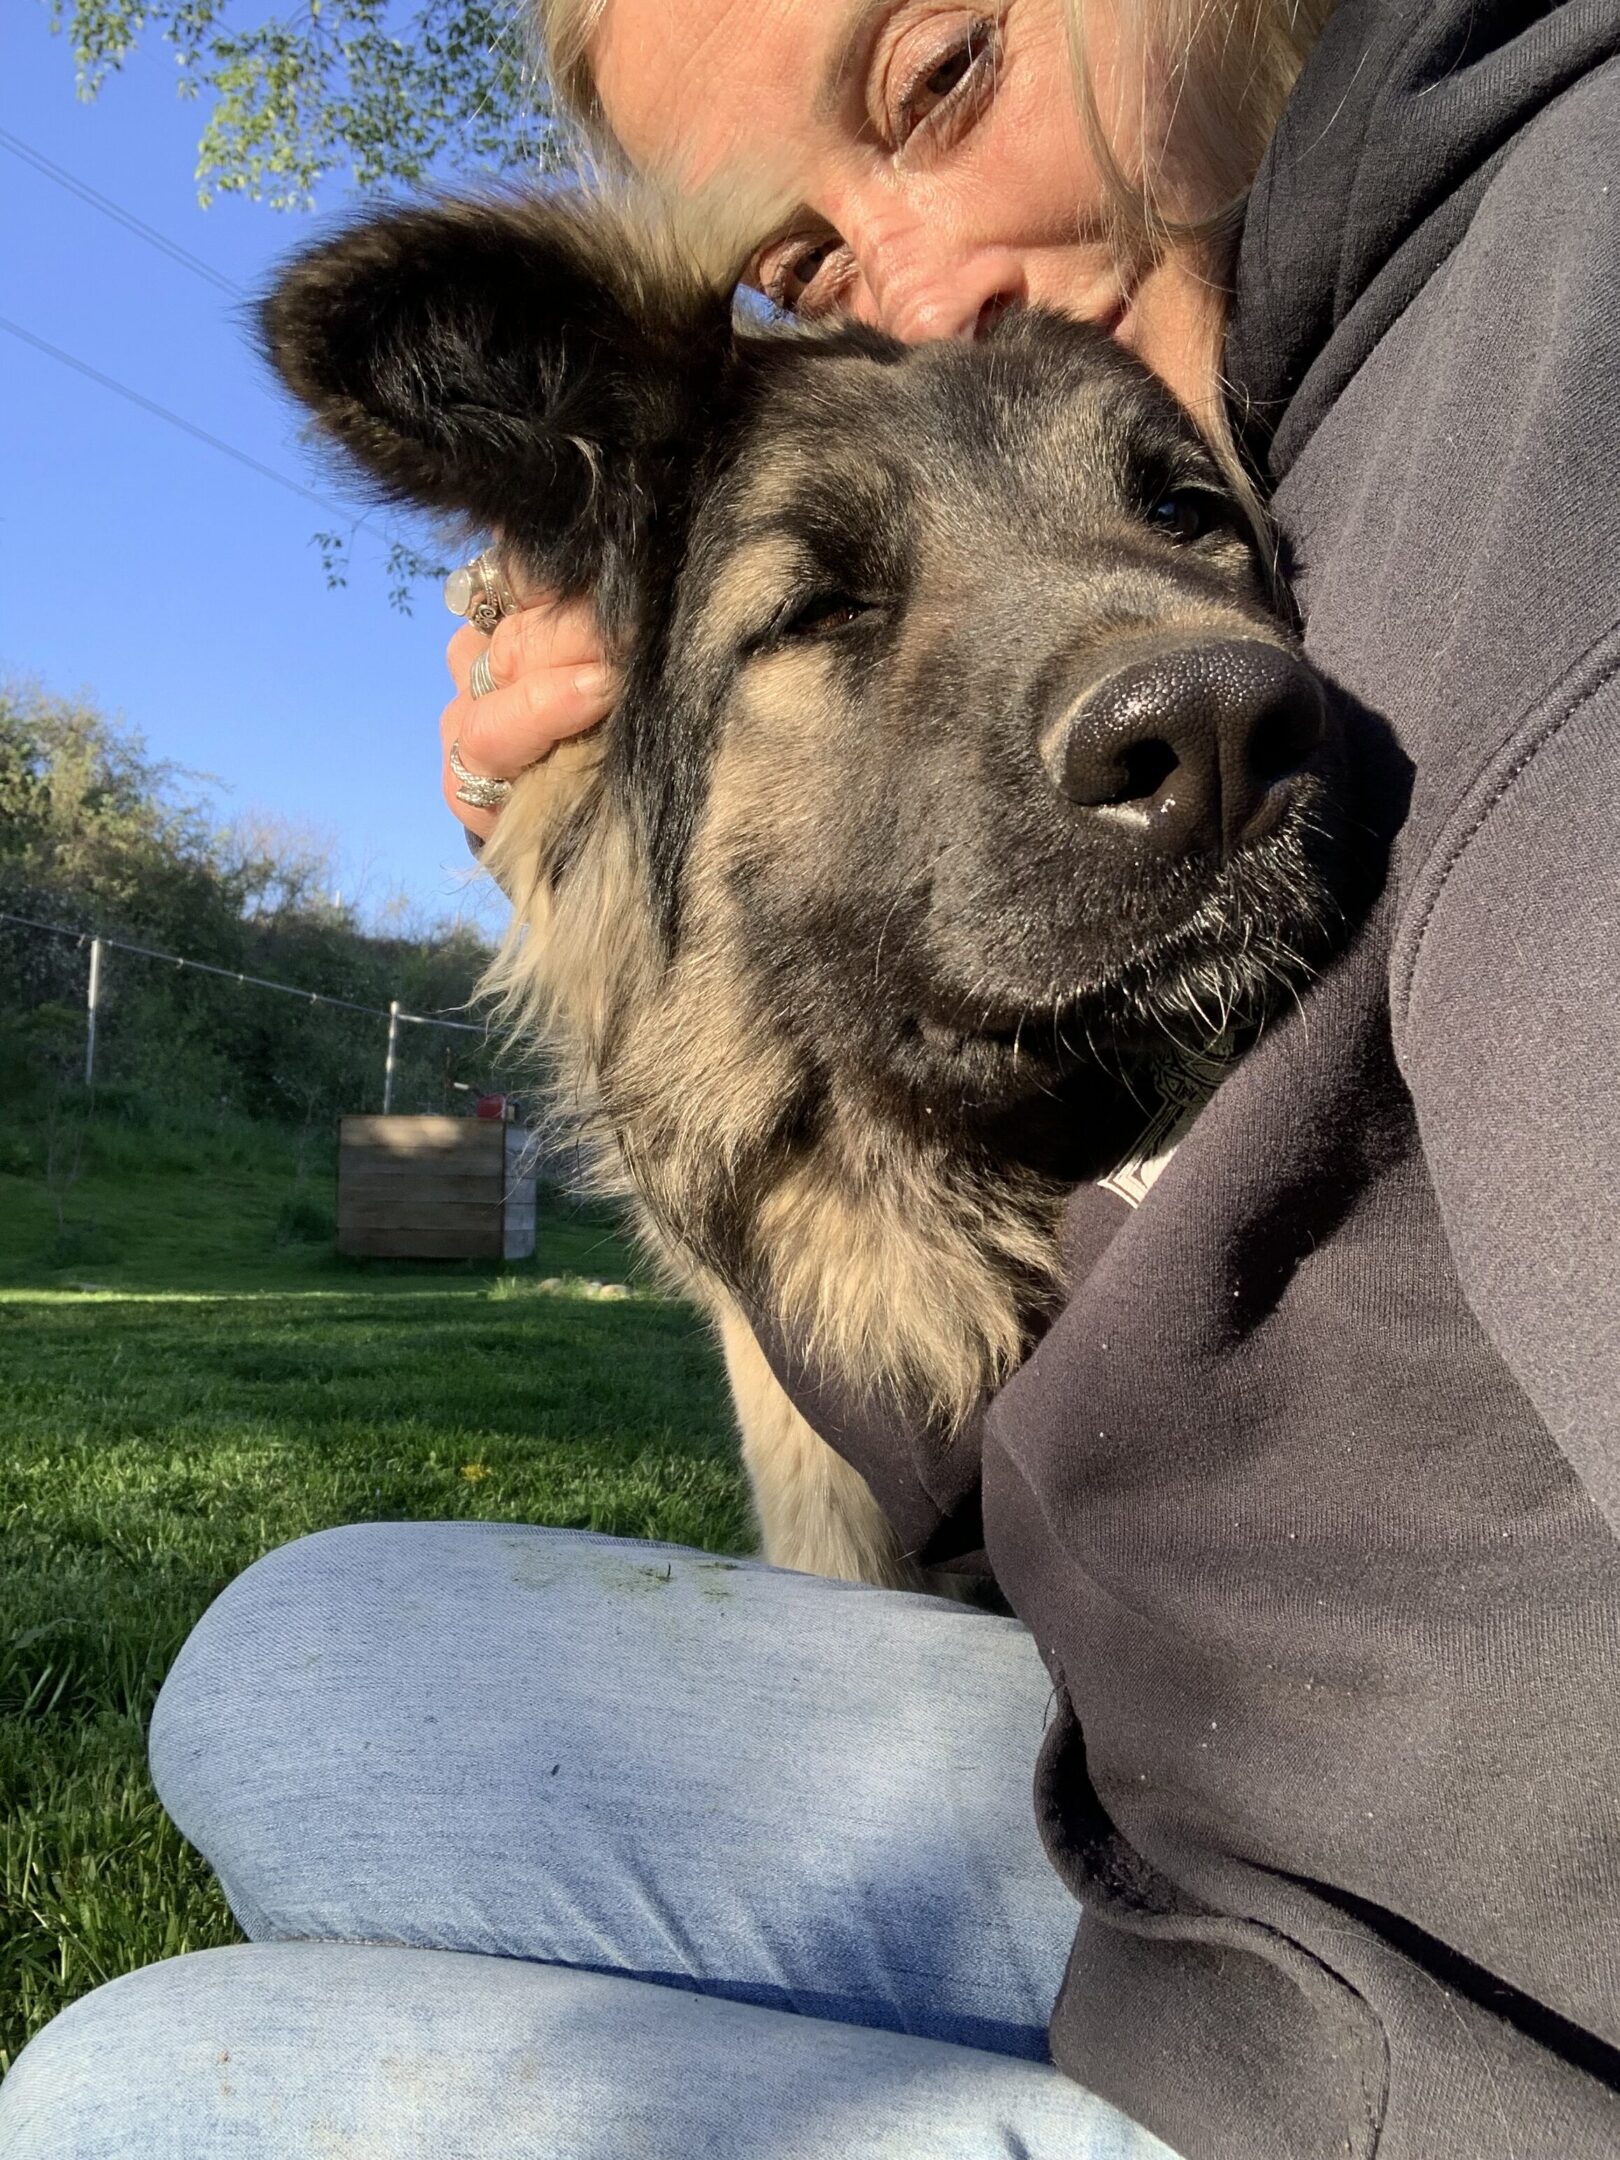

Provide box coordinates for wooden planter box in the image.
[337,1115,536,1261]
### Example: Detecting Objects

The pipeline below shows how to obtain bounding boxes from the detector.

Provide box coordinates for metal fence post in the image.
[383,998,400,1113]
[84,937,104,1088]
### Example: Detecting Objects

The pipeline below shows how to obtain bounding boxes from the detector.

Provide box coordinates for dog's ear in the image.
[259,190,745,615]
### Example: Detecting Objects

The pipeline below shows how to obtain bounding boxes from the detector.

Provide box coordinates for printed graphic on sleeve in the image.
[1098,1034,1240,1208]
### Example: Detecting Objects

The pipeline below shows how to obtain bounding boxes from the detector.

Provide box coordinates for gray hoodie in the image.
[774,5,1620,2153]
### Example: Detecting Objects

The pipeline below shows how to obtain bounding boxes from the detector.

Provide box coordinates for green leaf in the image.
[44,0,569,207]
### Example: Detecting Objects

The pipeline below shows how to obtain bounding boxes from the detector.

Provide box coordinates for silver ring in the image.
[468,648,497,700]
[448,740,514,810]
[445,550,519,632]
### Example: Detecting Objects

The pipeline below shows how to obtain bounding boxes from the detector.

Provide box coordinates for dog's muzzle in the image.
[1039,639,1325,862]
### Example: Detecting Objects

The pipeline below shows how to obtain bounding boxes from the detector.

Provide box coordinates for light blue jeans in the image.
[0,1523,1174,2157]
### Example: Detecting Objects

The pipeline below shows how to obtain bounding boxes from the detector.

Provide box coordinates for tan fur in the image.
[713,1301,922,1590]
[477,750,905,1583]
[461,239,1294,1588]
[753,1152,1061,1437]
[690,535,810,657]
[683,622,1070,1433]
[478,681,1066,1585]
[265,176,1327,1594]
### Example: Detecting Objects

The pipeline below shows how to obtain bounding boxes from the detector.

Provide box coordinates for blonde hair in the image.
[533,1,1331,238]
[1066,1,1334,256]
[536,0,609,140]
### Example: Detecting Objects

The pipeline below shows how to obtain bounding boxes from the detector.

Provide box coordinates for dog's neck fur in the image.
[483,740,1069,1439]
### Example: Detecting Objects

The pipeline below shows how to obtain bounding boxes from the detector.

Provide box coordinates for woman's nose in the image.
[853,234,1029,343]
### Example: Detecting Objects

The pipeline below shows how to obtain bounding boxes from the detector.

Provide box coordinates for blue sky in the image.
[2,6,509,934]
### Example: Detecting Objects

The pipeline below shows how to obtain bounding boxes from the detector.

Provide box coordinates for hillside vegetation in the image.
[1,677,500,1128]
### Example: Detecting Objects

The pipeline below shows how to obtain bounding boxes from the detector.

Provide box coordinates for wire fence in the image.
[0,908,493,1115]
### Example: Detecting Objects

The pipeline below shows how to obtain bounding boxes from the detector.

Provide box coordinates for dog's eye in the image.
[1149,491,1227,543]
[775,592,875,641]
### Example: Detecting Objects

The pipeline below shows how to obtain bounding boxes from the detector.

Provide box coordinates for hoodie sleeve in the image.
[1394,637,1620,1538]
[1376,63,1620,1535]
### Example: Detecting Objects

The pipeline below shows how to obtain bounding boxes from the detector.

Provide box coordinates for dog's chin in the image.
[894,820,1346,1116]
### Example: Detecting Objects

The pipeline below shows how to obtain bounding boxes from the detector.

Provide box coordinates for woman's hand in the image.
[440,591,618,841]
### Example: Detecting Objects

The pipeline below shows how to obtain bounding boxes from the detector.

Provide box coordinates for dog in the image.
[262,190,1347,1590]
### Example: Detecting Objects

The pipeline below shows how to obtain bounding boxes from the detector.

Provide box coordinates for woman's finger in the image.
[445,594,601,695]
[439,590,617,838]
[488,593,602,684]
[438,668,619,840]
[438,661,618,776]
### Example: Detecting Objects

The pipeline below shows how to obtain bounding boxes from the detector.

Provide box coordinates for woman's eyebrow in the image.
[815,0,894,125]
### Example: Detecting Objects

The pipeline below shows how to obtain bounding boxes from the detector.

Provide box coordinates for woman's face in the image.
[591,0,1222,408]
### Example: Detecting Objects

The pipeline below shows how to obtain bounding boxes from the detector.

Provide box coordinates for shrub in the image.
[1,679,512,1130]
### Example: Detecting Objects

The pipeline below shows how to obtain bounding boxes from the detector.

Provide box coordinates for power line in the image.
[0,908,486,1033]
[0,127,244,299]
[0,144,444,583]
[0,312,345,518]
[0,311,440,583]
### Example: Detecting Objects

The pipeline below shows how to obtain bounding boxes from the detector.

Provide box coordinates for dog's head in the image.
[264,191,1345,1155]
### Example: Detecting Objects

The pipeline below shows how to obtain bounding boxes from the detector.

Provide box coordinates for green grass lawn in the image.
[0,1102,745,2072]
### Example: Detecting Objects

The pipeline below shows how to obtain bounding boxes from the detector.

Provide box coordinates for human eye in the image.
[755,231,858,321]
[882,14,999,155]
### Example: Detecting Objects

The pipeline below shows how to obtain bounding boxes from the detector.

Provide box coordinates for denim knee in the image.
[150,1520,705,1836]
[0,1942,1170,2160]
[0,1957,223,2160]
[149,1520,480,1936]
[150,1522,397,1821]
[148,1521,634,1941]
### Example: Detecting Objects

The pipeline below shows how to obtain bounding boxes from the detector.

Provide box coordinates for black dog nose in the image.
[1042,640,1324,857]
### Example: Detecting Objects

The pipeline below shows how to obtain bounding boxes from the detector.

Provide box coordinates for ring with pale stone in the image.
[444,550,518,636]
[448,740,513,811]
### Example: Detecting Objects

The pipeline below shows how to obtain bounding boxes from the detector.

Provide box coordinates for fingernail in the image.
[572,665,614,701]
